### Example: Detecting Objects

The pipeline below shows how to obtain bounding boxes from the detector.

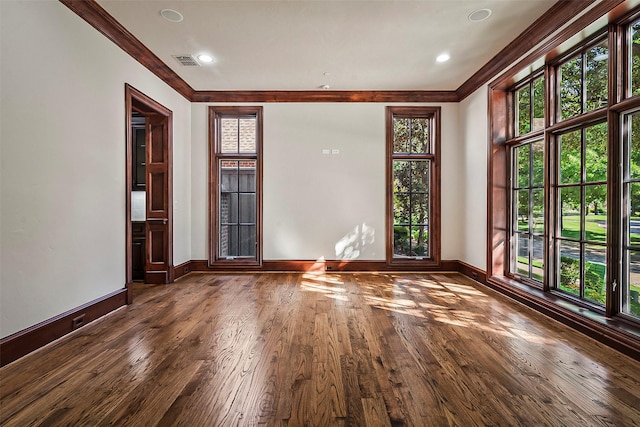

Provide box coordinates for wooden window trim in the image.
[208,106,263,268]
[385,106,441,267]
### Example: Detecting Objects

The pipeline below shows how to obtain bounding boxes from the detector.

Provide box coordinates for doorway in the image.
[125,84,173,302]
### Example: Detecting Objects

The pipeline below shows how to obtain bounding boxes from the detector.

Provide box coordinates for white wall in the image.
[458,87,489,270]
[191,102,462,261]
[0,1,191,337]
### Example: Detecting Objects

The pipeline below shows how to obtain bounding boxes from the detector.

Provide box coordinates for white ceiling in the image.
[97,0,558,91]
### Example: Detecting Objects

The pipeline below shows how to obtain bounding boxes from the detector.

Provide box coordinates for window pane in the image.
[517,85,531,135]
[220,118,239,153]
[394,226,410,257]
[585,123,607,182]
[532,140,544,186]
[629,183,640,246]
[532,235,544,282]
[238,193,256,223]
[220,225,237,257]
[220,161,239,192]
[239,161,256,192]
[532,189,544,234]
[394,194,410,224]
[393,118,410,153]
[630,21,640,97]
[515,233,530,276]
[584,184,606,243]
[409,226,428,257]
[238,118,256,153]
[624,250,640,318]
[393,161,410,193]
[559,241,581,297]
[516,190,530,233]
[516,144,530,188]
[559,55,583,120]
[532,77,545,131]
[560,186,580,239]
[411,161,430,193]
[411,193,429,225]
[410,119,429,154]
[584,244,606,305]
[630,112,640,180]
[585,41,608,112]
[559,130,581,184]
[239,225,256,257]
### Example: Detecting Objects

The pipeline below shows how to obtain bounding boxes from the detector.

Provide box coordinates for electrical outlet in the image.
[72,314,85,330]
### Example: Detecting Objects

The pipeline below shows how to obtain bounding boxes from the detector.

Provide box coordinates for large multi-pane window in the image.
[209,107,262,266]
[386,107,440,265]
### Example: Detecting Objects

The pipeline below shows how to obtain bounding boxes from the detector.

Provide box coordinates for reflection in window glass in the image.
[560,55,582,120]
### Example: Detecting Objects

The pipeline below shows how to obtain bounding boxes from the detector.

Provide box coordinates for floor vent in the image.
[172,55,199,66]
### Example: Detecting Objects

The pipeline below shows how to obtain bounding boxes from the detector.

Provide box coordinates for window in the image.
[511,139,545,283]
[557,38,608,121]
[209,107,262,266]
[555,123,608,304]
[622,110,640,320]
[386,107,440,266]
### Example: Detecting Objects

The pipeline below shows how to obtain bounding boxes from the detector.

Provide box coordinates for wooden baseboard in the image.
[186,259,460,272]
[457,260,488,285]
[172,260,192,280]
[0,289,127,367]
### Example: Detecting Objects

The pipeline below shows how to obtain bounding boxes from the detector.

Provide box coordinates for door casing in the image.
[125,84,173,302]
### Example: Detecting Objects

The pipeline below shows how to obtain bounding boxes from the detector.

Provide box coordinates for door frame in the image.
[125,84,173,302]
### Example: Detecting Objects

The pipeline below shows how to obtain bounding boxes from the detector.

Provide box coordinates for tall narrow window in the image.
[511,139,545,282]
[555,122,607,305]
[209,107,262,266]
[622,110,640,320]
[386,107,440,266]
[508,74,545,284]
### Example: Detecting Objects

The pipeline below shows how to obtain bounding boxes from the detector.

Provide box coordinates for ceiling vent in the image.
[172,55,199,66]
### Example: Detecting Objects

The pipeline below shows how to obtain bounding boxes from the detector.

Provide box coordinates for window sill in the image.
[486,274,640,360]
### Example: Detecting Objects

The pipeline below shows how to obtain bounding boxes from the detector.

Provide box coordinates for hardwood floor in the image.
[1,272,640,426]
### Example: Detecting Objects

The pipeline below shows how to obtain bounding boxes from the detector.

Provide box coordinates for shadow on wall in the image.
[335,223,375,259]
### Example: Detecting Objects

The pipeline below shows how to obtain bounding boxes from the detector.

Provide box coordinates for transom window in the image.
[386,107,440,266]
[209,107,262,266]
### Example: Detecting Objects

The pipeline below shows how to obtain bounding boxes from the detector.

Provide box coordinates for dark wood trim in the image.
[0,289,127,367]
[125,84,174,297]
[188,259,459,273]
[59,0,194,100]
[192,90,458,103]
[486,0,627,94]
[457,260,488,286]
[458,0,608,100]
[172,260,192,280]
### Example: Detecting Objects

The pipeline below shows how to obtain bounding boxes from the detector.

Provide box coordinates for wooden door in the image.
[145,114,170,284]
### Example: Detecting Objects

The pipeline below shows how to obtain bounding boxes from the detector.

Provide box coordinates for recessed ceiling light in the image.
[436,53,450,63]
[160,9,183,23]
[197,54,214,64]
[320,84,330,90]
[468,8,492,22]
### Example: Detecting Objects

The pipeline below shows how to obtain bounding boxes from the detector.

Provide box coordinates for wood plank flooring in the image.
[1,272,640,426]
